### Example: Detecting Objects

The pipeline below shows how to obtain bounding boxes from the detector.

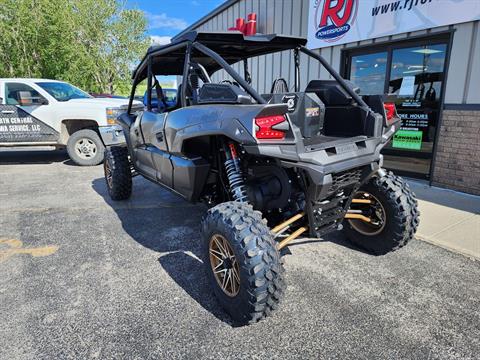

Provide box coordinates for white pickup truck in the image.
[0,78,142,165]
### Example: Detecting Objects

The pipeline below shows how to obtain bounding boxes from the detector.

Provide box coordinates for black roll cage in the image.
[127,41,369,114]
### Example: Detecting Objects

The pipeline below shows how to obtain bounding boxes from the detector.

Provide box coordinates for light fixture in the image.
[411,48,443,55]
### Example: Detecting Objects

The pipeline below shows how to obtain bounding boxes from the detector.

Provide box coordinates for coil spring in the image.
[224,157,249,203]
[189,73,199,89]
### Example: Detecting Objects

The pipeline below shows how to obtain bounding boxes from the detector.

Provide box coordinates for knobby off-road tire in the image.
[344,172,419,255]
[67,129,105,166]
[104,146,132,201]
[202,201,286,325]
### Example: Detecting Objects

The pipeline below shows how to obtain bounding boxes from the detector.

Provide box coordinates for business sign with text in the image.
[0,106,58,143]
[308,0,480,49]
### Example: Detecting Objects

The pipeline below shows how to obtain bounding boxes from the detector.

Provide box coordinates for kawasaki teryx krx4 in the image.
[104,31,419,325]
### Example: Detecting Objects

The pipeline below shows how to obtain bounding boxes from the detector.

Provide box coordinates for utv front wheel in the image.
[343,172,419,255]
[104,146,132,200]
[202,202,285,325]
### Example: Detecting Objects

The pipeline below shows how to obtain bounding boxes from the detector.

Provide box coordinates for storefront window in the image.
[345,40,448,179]
[384,44,447,178]
[350,52,387,95]
[389,44,446,102]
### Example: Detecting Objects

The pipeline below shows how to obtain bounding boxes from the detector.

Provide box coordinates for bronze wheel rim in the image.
[104,160,113,188]
[209,234,240,297]
[348,192,386,236]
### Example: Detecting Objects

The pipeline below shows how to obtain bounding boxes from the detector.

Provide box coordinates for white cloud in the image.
[191,0,200,5]
[146,12,188,30]
[150,35,172,46]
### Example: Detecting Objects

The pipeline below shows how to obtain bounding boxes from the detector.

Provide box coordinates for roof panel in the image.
[133,31,307,80]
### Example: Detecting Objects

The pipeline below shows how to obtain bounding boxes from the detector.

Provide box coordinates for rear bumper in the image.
[284,156,381,201]
[283,152,382,238]
[245,135,384,180]
[283,146,384,238]
[99,125,126,146]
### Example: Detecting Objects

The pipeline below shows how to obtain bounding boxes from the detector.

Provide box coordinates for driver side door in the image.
[140,110,173,188]
[0,82,58,144]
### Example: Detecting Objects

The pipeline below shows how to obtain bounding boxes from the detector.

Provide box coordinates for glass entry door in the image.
[383,44,447,177]
[344,38,449,179]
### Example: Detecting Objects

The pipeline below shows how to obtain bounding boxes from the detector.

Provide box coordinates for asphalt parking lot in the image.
[1,148,479,360]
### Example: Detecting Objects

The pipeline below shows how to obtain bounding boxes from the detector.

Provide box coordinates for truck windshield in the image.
[36,82,92,101]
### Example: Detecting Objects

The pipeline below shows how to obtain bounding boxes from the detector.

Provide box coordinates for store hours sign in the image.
[308,0,480,49]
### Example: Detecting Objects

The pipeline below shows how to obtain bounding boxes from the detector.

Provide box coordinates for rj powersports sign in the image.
[308,0,480,49]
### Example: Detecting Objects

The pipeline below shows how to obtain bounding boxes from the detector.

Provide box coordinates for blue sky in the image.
[126,0,224,45]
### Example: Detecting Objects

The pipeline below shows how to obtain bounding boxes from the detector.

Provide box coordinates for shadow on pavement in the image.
[284,231,370,255]
[91,176,370,325]
[91,177,232,324]
[0,148,69,165]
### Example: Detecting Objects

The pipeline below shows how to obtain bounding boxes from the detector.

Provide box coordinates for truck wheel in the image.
[201,202,286,325]
[104,146,132,200]
[67,129,105,166]
[343,172,419,255]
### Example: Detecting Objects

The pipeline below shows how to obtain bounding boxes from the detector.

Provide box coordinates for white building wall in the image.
[185,0,480,105]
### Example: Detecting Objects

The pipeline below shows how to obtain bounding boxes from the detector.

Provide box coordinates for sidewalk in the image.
[407,179,480,261]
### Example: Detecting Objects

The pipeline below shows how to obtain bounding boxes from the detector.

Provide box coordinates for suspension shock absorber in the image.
[223,141,249,202]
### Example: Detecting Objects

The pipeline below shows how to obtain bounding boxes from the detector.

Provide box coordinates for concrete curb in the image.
[416,234,479,262]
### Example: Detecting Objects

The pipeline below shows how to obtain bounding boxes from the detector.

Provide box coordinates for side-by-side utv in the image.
[103,31,419,325]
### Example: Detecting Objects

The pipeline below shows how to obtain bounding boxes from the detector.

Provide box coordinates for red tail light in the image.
[384,102,397,124]
[254,115,287,140]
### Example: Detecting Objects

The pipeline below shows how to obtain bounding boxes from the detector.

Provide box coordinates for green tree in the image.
[0,0,149,94]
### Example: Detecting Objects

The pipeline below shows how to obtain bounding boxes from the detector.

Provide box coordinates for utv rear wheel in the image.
[202,202,285,325]
[67,129,104,166]
[343,172,419,255]
[104,146,132,200]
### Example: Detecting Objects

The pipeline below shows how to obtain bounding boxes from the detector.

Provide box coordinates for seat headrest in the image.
[17,91,33,105]
[271,78,289,94]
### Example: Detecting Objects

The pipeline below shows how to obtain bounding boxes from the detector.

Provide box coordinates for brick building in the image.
[174,0,480,195]
[434,110,480,194]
